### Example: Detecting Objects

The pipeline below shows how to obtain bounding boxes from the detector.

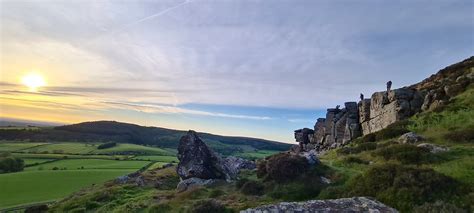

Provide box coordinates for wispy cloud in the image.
[104,101,272,120]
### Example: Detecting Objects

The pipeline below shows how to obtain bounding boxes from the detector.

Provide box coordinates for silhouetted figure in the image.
[336,105,340,110]
[360,93,364,101]
[386,81,392,92]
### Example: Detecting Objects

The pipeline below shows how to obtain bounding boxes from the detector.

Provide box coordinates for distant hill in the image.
[0,120,292,156]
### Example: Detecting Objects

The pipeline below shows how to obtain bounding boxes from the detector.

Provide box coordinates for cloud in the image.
[1,0,473,110]
[104,101,272,120]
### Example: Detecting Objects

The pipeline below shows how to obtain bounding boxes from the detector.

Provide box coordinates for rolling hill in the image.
[0,121,292,157]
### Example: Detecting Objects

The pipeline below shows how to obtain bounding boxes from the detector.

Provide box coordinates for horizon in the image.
[1,0,473,142]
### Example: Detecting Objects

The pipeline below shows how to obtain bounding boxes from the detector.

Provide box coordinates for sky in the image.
[0,0,473,143]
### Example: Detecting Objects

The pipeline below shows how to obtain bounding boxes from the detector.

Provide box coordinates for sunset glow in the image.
[21,72,46,92]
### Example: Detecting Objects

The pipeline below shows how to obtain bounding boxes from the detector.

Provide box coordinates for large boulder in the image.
[176,130,255,191]
[240,197,398,213]
[177,130,228,180]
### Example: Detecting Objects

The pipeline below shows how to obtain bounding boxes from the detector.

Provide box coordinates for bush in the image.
[85,201,100,210]
[97,142,117,149]
[25,204,48,213]
[235,178,249,189]
[267,173,324,201]
[444,128,474,143]
[354,133,376,143]
[0,156,24,173]
[256,161,267,178]
[318,185,346,199]
[342,156,369,165]
[336,143,377,155]
[190,199,232,213]
[149,203,172,212]
[347,163,462,212]
[209,189,224,198]
[374,144,436,164]
[413,201,466,213]
[240,180,264,196]
[259,153,309,183]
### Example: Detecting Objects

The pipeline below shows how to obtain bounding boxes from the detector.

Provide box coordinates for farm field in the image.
[0,142,46,152]
[0,141,178,210]
[92,143,174,156]
[236,149,280,159]
[0,170,136,209]
[132,155,178,162]
[23,158,54,166]
[12,152,129,160]
[24,159,150,171]
[21,142,99,154]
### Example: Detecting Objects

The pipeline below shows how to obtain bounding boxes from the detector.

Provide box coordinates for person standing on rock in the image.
[360,93,364,101]
[386,81,392,92]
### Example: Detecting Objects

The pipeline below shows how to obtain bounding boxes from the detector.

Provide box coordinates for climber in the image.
[386,81,392,92]
[360,93,364,101]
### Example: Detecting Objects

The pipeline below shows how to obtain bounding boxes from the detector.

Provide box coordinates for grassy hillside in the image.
[47,88,474,213]
[0,121,292,157]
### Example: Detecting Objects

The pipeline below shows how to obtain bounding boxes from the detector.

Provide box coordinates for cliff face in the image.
[295,56,474,153]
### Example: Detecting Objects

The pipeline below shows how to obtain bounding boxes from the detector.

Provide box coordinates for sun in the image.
[21,72,46,92]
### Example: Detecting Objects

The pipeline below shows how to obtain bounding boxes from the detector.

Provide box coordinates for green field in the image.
[24,159,150,171]
[21,143,99,154]
[0,142,46,152]
[0,170,136,209]
[23,158,54,166]
[12,153,128,160]
[132,155,178,162]
[0,141,180,209]
[236,150,280,159]
[92,143,174,156]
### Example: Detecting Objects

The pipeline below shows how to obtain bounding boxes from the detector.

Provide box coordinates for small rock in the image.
[320,176,331,184]
[398,132,425,144]
[300,150,320,165]
[417,143,449,153]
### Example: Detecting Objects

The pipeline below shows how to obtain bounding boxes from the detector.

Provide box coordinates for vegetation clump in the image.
[374,120,412,141]
[413,201,467,213]
[373,144,436,164]
[342,156,369,165]
[257,153,309,183]
[97,142,117,149]
[0,153,24,173]
[444,128,474,143]
[240,180,264,196]
[190,199,233,213]
[336,142,377,155]
[346,163,463,212]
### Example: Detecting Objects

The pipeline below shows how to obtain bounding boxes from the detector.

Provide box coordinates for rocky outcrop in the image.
[294,57,473,153]
[240,197,398,213]
[176,130,256,191]
[295,102,361,152]
[361,88,424,135]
